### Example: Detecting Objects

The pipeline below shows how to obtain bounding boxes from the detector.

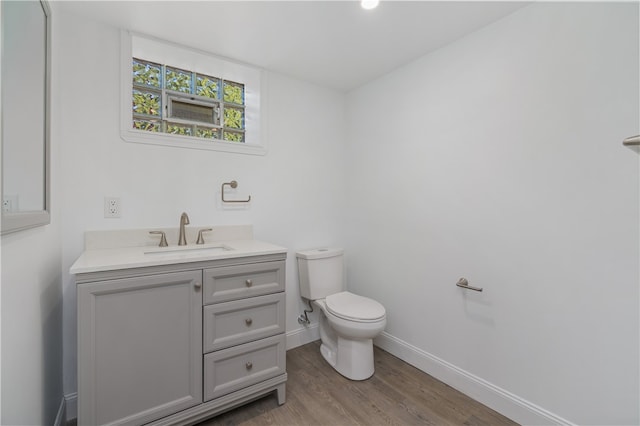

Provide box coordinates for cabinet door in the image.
[78,271,203,426]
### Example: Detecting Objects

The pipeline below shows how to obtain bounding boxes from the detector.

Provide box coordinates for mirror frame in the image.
[1,0,51,235]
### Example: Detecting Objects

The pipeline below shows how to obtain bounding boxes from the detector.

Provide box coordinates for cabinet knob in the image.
[194,282,202,289]
[245,279,253,287]
[245,362,253,370]
[245,318,253,326]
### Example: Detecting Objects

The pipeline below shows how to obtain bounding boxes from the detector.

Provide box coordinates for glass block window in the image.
[133,119,161,132]
[196,75,219,99]
[123,32,265,155]
[131,57,246,143]
[132,89,161,117]
[133,59,161,87]
[223,81,244,105]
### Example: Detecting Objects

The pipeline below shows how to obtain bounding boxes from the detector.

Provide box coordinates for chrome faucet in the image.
[178,212,190,246]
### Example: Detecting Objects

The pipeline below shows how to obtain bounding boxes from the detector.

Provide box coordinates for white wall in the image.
[1,229,63,425]
[56,10,346,402]
[345,3,639,425]
[0,3,64,424]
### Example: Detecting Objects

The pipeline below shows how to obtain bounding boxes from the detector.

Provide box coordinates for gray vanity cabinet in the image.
[76,254,287,426]
[77,270,203,426]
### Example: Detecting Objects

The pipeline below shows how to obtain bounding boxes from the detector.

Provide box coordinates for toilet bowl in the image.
[296,248,387,380]
[314,292,386,380]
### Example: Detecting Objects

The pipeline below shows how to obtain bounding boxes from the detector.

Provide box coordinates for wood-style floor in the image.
[200,341,518,426]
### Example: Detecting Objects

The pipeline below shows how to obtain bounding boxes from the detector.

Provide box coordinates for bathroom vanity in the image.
[70,226,287,426]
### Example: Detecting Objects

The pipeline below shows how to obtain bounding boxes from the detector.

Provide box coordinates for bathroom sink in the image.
[144,244,233,256]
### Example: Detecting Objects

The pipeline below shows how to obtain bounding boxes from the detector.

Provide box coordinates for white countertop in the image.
[70,226,287,275]
[70,239,287,274]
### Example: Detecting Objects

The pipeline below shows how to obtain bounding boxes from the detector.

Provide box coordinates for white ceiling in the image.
[55,1,528,92]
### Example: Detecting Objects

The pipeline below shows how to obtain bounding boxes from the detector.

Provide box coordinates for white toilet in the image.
[296,248,386,380]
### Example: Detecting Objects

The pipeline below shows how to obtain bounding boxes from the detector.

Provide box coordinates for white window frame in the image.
[120,30,268,155]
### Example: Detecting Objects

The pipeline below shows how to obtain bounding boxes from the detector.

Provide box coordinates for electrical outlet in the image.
[104,197,121,218]
[2,195,18,213]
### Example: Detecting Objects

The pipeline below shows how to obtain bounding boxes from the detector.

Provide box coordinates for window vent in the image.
[167,96,219,126]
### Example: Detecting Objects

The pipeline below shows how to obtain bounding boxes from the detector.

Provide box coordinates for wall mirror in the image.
[1,0,51,234]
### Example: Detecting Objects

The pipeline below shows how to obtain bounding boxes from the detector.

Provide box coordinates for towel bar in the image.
[456,278,483,292]
[221,180,251,203]
[623,135,640,153]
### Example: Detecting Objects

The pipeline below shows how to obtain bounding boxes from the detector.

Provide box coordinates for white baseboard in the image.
[286,323,319,350]
[374,332,575,426]
[54,397,66,426]
[64,392,77,423]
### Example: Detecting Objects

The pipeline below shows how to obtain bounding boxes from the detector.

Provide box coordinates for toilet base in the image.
[320,342,336,367]
[318,314,375,380]
[335,336,375,380]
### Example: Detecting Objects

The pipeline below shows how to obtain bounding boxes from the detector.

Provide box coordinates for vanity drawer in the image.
[204,334,286,401]
[203,261,285,304]
[204,293,285,352]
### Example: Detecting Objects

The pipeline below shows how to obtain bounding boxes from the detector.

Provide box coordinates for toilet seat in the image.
[325,291,386,323]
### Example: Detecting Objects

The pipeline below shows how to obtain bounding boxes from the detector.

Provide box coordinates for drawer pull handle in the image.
[245,318,253,326]
[245,362,253,370]
[245,279,253,287]
[194,282,202,289]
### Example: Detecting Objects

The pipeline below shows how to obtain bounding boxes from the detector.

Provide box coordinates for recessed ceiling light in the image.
[361,0,379,10]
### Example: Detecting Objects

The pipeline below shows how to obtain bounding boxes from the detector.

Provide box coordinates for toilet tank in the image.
[296,248,344,300]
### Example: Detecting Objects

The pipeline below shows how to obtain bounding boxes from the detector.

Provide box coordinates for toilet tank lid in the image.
[296,247,344,260]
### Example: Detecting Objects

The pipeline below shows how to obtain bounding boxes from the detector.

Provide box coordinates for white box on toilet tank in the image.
[296,248,344,300]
